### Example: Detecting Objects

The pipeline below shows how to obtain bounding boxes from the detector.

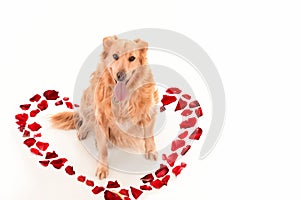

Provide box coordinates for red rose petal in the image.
[74,104,80,107]
[65,102,73,109]
[92,186,105,194]
[15,113,28,122]
[30,148,43,156]
[182,94,191,100]
[77,175,86,182]
[104,190,122,200]
[172,162,187,176]
[50,158,68,169]
[150,179,164,189]
[55,100,63,106]
[34,133,42,137]
[181,145,191,156]
[20,104,31,110]
[36,141,49,151]
[166,87,182,94]
[189,100,200,108]
[43,90,59,100]
[86,179,94,187]
[28,122,42,131]
[107,180,120,188]
[18,126,25,132]
[161,95,177,106]
[130,187,143,199]
[45,151,58,159]
[37,100,48,111]
[30,94,41,102]
[30,109,40,117]
[189,127,202,140]
[171,139,185,151]
[178,131,188,139]
[39,160,50,167]
[140,185,152,191]
[65,165,75,175]
[124,197,131,200]
[140,173,154,183]
[162,152,178,167]
[179,117,197,129]
[119,189,129,197]
[175,98,187,111]
[24,138,36,147]
[23,130,30,137]
[162,175,170,186]
[63,97,69,101]
[181,109,192,116]
[195,107,203,118]
[160,106,166,112]
[155,164,169,178]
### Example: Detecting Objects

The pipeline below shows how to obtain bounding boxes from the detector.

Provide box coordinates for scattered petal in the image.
[63,97,69,101]
[172,162,187,176]
[55,100,63,106]
[160,106,166,112]
[34,133,42,137]
[179,117,197,129]
[195,107,203,118]
[23,130,30,137]
[28,122,42,131]
[104,190,122,200]
[162,175,170,186]
[74,104,80,107]
[86,180,94,187]
[175,98,187,111]
[45,151,58,159]
[130,187,143,199]
[181,109,192,116]
[166,87,182,94]
[150,179,164,189]
[140,173,154,183]
[181,145,191,156]
[162,152,178,167]
[155,164,169,178]
[189,100,200,108]
[18,126,25,132]
[30,148,43,156]
[178,131,188,139]
[107,180,120,188]
[77,175,86,182]
[24,138,36,147]
[30,94,41,102]
[182,94,191,100]
[43,90,59,100]
[189,127,202,140]
[20,104,31,110]
[171,140,185,151]
[161,95,177,106]
[30,109,40,117]
[65,102,73,109]
[124,197,131,200]
[65,165,75,175]
[37,100,48,111]
[119,189,129,197]
[39,160,50,167]
[15,113,28,122]
[50,158,68,169]
[92,186,105,194]
[36,141,49,151]
[140,185,152,191]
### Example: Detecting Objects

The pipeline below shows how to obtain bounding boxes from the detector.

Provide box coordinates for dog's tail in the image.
[50,111,80,130]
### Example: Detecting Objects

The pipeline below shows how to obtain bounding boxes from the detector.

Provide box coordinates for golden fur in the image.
[51,36,158,179]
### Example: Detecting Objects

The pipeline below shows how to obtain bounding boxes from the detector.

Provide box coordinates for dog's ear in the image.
[134,38,148,65]
[102,35,118,60]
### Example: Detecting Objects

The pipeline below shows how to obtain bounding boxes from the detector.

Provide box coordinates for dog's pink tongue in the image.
[114,81,127,102]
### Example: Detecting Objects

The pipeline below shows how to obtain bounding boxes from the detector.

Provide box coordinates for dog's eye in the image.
[113,54,119,60]
[128,56,135,62]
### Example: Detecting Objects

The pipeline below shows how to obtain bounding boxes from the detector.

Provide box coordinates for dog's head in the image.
[101,35,148,82]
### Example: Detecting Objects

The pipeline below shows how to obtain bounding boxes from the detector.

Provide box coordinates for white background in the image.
[1,0,300,199]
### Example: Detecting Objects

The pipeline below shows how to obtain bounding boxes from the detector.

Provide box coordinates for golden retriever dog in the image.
[51,36,159,179]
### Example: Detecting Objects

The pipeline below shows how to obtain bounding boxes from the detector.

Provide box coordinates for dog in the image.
[51,36,159,179]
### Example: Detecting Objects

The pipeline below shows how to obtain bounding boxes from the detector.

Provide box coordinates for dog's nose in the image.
[116,71,126,81]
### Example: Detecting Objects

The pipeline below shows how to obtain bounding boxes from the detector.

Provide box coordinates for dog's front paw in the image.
[145,150,158,161]
[95,164,108,180]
